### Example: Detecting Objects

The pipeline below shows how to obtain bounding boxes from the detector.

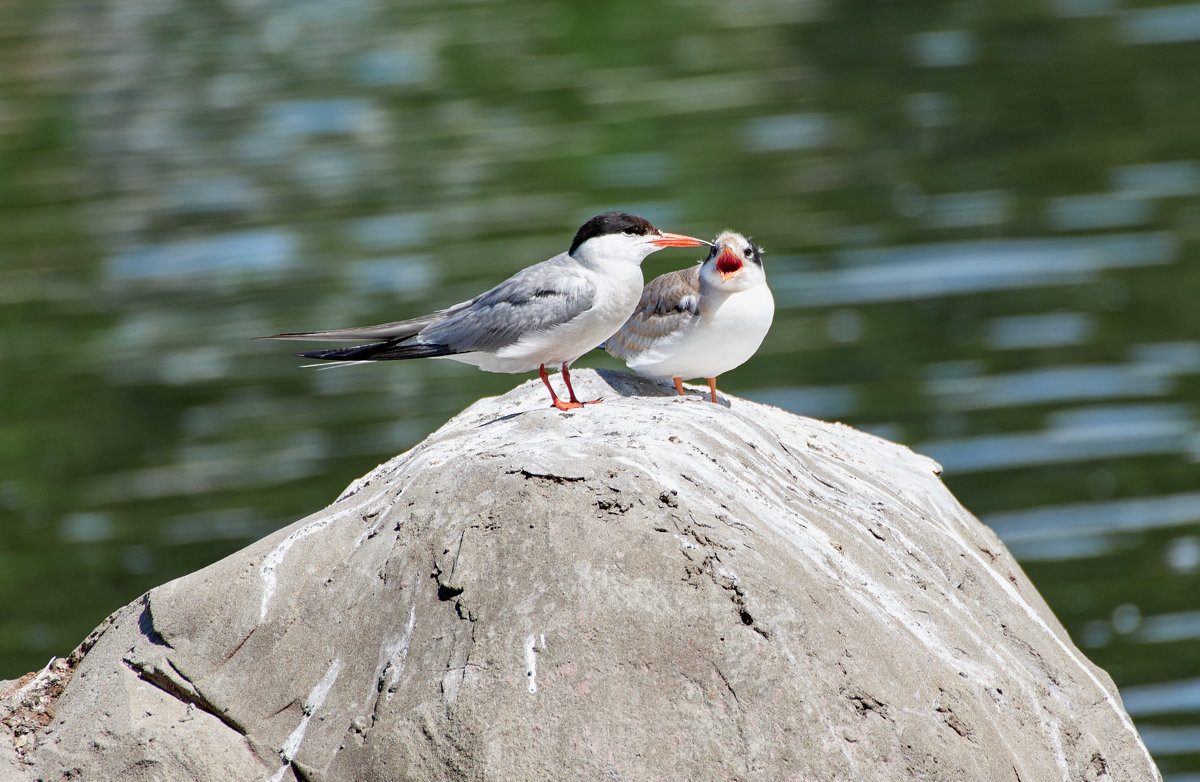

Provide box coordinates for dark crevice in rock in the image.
[431,546,476,629]
[508,469,585,484]
[712,664,741,707]
[724,583,768,638]
[431,544,459,600]
[677,526,769,638]
[126,657,250,740]
[596,497,632,514]
[138,601,172,649]
[936,705,975,740]
[436,583,464,602]
[847,692,891,721]
[268,699,300,720]
[224,626,257,665]
[67,609,121,667]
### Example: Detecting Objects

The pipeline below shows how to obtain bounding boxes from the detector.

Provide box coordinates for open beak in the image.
[650,232,711,248]
[716,247,744,280]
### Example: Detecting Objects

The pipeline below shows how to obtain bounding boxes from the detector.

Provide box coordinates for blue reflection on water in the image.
[922,404,1194,474]
[1111,161,1200,198]
[747,385,860,420]
[591,153,672,188]
[59,512,114,544]
[265,98,379,138]
[1010,537,1118,562]
[349,256,438,296]
[1135,611,1200,645]
[741,114,836,152]
[354,47,436,87]
[1125,676,1200,715]
[926,365,1172,410]
[908,30,978,68]
[1136,724,1200,757]
[985,492,1200,547]
[348,213,429,250]
[1051,0,1118,18]
[165,176,265,215]
[772,233,1176,306]
[1045,193,1153,231]
[985,312,1095,350]
[1132,342,1200,374]
[923,190,1011,228]
[106,229,298,284]
[1120,4,1200,45]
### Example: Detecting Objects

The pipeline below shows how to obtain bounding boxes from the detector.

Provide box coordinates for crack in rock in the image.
[125,656,250,739]
[846,691,892,722]
[508,469,586,484]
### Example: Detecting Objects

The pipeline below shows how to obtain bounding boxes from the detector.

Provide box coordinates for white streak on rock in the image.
[937,512,1153,774]
[260,501,369,620]
[353,503,393,549]
[524,634,538,695]
[374,606,416,701]
[280,657,342,764]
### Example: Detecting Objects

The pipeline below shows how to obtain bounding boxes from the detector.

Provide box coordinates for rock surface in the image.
[2,370,1160,781]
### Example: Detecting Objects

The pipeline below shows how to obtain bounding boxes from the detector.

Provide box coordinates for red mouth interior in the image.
[716,249,743,277]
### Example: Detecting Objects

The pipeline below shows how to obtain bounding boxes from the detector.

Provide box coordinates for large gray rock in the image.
[2,370,1160,781]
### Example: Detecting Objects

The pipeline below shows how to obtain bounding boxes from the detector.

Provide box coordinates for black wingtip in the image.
[295,349,342,359]
[295,342,457,361]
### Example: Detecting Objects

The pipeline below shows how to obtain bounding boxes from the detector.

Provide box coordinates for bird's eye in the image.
[624,228,639,236]
[743,246,753,257]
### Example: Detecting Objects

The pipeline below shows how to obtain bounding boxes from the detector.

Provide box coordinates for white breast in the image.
[625,283,775,381]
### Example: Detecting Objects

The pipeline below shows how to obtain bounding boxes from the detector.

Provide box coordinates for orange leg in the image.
[539,364,582,410]
[561,363,602,406]
[707,377,719,403]
[672,377,685,396]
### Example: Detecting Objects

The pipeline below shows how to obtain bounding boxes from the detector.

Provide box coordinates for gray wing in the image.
[605,266,701,360]
[416,255,596,352]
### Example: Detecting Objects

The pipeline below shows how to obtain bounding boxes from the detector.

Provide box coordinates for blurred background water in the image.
[2,0,1199,775]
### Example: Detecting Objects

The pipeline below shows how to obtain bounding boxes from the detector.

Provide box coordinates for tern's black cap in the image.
[569,212,659,255]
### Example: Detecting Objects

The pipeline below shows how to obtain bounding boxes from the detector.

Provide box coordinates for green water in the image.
[2,0,1199,774]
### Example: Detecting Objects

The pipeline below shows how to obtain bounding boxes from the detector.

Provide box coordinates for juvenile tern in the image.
[605,231,774,403]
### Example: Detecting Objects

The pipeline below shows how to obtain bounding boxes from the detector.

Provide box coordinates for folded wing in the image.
[605,266,702,360]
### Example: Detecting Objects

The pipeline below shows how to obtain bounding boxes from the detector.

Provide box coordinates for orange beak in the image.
[650,232,710,248]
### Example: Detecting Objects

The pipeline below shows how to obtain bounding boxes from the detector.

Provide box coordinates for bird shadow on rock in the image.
[475,368,727,430]
[592,368,732,407]
[478,410,526,427]
[592,368,679,399]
